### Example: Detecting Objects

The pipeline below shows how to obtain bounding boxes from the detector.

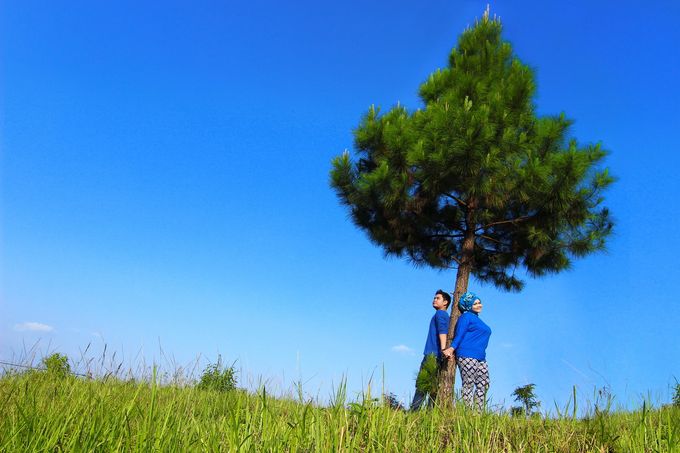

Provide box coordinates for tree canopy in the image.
[330,10,614,293]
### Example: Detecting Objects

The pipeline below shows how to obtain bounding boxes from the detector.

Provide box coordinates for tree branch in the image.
[477,215,532,231]
[425,233,464,239]
[479,246,507,255]
[477,234,503,244]
[444,193,468,208]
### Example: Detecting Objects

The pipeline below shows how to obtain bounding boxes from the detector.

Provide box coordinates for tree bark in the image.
[436,216,475,408]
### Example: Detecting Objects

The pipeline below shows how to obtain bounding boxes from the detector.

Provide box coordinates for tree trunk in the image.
[436,221,475,407]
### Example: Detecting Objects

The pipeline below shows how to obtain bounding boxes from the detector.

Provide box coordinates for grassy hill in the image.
[1,367,678,452]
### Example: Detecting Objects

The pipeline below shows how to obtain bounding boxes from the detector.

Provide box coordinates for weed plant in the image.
[196,355,237,393]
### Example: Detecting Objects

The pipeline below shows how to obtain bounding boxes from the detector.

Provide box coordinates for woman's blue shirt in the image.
[451,312,491,361]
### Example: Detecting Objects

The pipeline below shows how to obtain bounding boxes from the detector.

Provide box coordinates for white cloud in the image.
[391,344,416,355]
[14,322,54,332]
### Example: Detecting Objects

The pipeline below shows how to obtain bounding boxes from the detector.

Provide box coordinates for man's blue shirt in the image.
[423,310,450,357]
[451,312,492,361]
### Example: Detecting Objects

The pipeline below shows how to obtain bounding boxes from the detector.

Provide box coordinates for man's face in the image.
[432,293,448,310]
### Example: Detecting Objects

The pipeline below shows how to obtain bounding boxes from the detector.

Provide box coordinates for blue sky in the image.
[2,0,679,412]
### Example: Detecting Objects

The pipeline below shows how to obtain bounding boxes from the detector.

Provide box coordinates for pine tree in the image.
[330,8,614,404]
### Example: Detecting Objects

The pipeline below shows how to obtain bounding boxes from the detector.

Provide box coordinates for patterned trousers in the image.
[457,357,489,411]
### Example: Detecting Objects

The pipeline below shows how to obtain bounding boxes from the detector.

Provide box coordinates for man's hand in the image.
[441,347,454,359]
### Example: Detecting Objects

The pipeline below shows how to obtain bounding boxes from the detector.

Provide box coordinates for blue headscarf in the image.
[458,291,480,314]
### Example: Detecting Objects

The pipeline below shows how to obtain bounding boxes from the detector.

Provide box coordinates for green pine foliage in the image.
[330,10,614,292]
[415,354,440,401]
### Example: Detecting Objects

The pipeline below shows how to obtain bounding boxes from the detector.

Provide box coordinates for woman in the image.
[443,291,492,410]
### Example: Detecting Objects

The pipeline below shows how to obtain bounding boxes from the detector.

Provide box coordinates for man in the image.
[410,289,451,410]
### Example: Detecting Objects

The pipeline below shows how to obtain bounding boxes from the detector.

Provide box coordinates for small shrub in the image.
[383,392,404,410]
[512,383,540,417]
[415,354,440,401]
[197,356,237,393]
[673,379,680,407]
[42,353,71,377]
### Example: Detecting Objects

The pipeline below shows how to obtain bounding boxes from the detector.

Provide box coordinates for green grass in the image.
[1,369,678,452]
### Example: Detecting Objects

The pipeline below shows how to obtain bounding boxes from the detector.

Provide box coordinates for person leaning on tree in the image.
[442,292,492,411]
[410,290,451,411]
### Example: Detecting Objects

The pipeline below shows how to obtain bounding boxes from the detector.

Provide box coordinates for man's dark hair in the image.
[436,289,451,309]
